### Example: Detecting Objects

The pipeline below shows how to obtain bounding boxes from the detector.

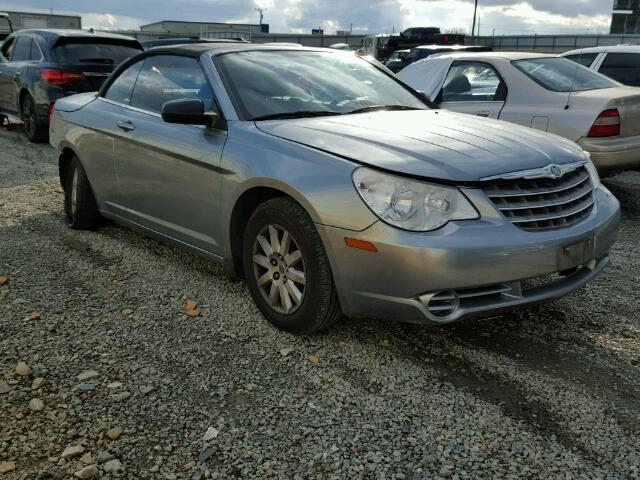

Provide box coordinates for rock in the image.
[111,391,131,402]
[79,453,93,465]
[183,461,196,470]
[74,464,98,479]
[106,426,123,440]
[95,451,113,464]
[121,308,134,315]
[23,311,42,321]
[106,382,123,389]
[0,381,11,394]
[103,459,123,473]
[202,427,219,441]
[15,361,31,376]
[183,301,200,317]
[140,385,155,396]
[31,377,44,389]
[198,447,216,463]
[28,398,44,411]
[308,355,320,365]
[61,445,85,459]
[75,382,99,391]
[0,461,16,473]
[77,370,100,382]
[279,347,293,357]
[0,275,8,286]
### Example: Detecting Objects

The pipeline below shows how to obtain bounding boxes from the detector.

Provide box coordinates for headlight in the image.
[583,153,601,189]
[352,167,478,231]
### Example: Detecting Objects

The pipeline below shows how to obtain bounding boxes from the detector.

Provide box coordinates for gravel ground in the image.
[1,122,639,480]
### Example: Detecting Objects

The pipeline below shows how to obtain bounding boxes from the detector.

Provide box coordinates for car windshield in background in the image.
[54,41,141,65]
[217,50,427,120]
[513,57,619,92]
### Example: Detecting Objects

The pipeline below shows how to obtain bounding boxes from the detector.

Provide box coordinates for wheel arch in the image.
[226,181,321,280]
[58,144,80,189]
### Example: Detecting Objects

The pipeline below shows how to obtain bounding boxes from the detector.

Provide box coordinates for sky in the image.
[0,0,613,36]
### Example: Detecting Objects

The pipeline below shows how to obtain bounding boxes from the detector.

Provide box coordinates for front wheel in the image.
[21,94,48,143]
[243,197,342,334]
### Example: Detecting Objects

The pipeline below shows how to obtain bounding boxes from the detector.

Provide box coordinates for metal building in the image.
[0,10,81,31]
[139,20,269,40]
[611,0,640,34]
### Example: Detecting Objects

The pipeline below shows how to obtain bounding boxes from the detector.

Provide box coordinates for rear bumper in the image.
[318,187,621,325]
[578,135,640,172]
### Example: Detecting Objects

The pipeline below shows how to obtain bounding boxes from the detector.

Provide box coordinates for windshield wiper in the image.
[346,105,424,114]
[252,110,343,121]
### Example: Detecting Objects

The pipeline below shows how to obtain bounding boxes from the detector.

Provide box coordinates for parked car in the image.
[398,52,640,174]
[384,49,410,72]
[140,37,248,50]
[562,45,640,87]
[50,44,620,334]
[0,29,142,142]
[389,45,492,73]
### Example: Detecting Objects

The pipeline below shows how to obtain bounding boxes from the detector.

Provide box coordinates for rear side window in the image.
[442,61,507,102]
[599,53,640,87]
[104,60,144,105]
[513,57,618,92]
[564,53,599,67]
[53,41,142,67]
[11,36,33,61]
[130,55,214,113]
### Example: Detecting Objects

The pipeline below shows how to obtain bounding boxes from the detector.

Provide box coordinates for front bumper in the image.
[318,187,620,324]
[578,135,640,172]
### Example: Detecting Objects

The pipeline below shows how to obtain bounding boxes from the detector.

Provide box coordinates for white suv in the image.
[562,45,640,87]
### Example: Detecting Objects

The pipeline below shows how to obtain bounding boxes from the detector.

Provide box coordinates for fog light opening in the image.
[425,291,460,319]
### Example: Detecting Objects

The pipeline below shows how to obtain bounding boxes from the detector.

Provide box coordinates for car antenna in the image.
[565,49,583,110]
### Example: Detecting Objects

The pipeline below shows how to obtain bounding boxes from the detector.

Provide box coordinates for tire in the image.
[21,94,48,143]
[64,155,99,230]
[242,197,342,334]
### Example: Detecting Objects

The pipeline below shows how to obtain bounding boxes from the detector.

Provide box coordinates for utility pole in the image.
[254,7,266,25]
[471,0,479,37]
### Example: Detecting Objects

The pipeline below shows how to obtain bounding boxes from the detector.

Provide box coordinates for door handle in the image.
[116,120,135,132]
[476,111,492,117]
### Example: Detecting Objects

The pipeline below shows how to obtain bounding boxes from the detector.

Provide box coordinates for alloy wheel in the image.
[22,98,36,138]
[71,167,79,216]
[252,224,306,315]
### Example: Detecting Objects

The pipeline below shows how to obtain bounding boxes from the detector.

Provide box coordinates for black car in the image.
[140,37,248,50]
[388,45,493,73]
[0,29,142,142]
[384,49,410,73]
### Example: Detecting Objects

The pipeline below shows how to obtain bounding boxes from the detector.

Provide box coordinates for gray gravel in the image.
[1,123,639,480]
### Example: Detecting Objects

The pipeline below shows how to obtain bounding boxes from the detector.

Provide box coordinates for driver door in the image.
[109,54,227,255]
[438,61,507,119]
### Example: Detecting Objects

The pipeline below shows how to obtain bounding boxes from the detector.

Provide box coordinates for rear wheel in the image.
[64,155,99,230]
[21,94,48,143]
[243,197,342,334]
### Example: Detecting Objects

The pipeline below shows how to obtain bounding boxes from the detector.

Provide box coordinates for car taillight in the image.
[40,69,87,86]
[588,109,620,138]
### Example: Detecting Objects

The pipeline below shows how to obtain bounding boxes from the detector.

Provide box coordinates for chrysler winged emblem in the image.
[480,161,586,182]
[545,164,563,179]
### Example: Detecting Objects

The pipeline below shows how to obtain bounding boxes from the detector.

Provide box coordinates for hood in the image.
[256,110,585,182]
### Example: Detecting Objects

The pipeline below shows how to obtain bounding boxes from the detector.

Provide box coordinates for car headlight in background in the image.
[352,167,478,231]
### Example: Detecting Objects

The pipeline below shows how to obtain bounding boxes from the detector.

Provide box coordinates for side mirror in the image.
[161,98,220,127]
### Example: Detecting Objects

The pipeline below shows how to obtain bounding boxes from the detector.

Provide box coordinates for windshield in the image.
[513,57,619,92]
[217,50,428,120]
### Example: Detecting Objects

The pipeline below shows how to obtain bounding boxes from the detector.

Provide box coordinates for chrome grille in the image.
[482,167,594,231]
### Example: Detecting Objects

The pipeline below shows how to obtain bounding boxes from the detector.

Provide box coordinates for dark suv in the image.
[0,29,142,142]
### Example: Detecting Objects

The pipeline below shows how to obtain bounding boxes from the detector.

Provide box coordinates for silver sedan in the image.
[50,44,620,334]
[397,52,640,174]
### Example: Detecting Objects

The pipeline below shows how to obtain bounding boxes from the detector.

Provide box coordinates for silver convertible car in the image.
[50,44,621,334]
